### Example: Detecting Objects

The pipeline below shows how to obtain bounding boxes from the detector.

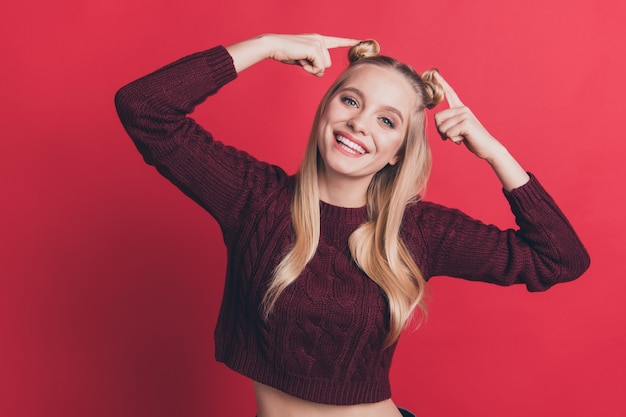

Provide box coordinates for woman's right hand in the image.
[226,34,360,76]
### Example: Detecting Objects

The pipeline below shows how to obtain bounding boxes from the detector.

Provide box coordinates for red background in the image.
[2,1,625,416]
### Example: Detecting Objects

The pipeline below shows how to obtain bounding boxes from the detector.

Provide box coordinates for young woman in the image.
[115,33,589,417]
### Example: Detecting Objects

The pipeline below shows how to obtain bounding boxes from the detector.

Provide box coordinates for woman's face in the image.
[317,64,416,182]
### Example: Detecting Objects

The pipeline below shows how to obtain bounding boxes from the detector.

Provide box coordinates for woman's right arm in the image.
[114,46,252,229]
[114,35,358,229]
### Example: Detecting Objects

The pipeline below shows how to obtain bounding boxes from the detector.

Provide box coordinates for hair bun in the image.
[420,69,445,109]
[348,39,381,63]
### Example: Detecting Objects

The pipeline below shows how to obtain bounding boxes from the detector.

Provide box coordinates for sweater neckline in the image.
[319,200,369,224]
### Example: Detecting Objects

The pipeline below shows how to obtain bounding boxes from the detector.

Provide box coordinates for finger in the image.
[319,36,360,69]
[439,131,464,145]
[450,136,464,145]
[309,52,328,75]
[436,113,470,144]
[434,71,464,108]
[307,37,333,72]
[438,130,464,145]
[320,44,332,68]
[298,58,325,77]
[320,35,361,49]
[434,109,464,133]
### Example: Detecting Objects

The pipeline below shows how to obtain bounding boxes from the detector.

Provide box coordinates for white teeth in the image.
[336,135,366,155]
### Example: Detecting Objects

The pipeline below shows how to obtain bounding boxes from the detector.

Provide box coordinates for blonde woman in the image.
[115,34,589,417]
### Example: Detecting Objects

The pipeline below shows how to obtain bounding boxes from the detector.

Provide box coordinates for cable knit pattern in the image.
[114,46,590,405]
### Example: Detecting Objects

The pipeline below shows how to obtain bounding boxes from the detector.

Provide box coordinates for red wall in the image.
[2,1,624,416]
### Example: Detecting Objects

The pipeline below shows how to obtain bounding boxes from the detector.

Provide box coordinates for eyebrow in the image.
[340,87,405,123]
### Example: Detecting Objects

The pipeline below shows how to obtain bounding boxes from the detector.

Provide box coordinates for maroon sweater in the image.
[115,46,590,405]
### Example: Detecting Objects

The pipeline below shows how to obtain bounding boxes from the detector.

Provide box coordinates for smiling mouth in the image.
[335,134,366,155]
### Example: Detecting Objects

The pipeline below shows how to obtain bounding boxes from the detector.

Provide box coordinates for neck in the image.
[317,169,372,208]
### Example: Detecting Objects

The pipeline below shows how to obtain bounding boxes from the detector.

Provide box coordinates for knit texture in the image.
[115,46,590,405]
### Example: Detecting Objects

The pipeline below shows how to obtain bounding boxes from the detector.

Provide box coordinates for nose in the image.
[347,114,369,136]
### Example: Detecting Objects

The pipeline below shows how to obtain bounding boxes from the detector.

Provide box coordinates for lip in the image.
[333,130,369,156]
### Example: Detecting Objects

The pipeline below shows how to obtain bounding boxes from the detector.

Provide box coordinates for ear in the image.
[389,154,399,166]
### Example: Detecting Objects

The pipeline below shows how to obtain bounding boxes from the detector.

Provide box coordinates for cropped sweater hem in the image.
[217,346,391,405]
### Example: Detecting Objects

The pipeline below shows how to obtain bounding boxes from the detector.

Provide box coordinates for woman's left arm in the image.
[415,177,590,290]
[420,74,590,288]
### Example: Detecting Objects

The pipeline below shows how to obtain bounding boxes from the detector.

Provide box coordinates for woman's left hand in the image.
[433,72,505,162]
[433,72,530,190]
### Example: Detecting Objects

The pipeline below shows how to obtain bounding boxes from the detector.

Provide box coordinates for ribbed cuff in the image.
[502,173,557,214]
[203,45,237,88]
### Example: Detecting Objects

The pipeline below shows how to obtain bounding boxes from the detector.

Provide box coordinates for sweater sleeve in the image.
[413,174,590,291]
[114,46,289,233]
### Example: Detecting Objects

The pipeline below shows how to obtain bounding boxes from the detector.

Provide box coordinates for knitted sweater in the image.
[114,46,590,405]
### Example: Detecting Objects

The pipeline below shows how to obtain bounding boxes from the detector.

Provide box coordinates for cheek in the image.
[385,132,405,153]
[325,103,350,121]
[385,133,406,165]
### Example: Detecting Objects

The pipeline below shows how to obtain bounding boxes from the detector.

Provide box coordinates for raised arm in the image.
[115,34,359,230]
[419,74,589,288]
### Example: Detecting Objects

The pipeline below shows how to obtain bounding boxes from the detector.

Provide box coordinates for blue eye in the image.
[341,96,358,107]
[381,117,396,128]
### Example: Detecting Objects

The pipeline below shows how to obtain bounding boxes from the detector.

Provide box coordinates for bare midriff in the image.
[253,381,403,417]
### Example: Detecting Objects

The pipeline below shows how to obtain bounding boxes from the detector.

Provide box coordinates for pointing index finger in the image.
[321,35,362,49]
[434,71,464,108]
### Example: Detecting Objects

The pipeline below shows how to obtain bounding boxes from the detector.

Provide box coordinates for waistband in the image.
[398,407,416,417]
[255,406,415,417]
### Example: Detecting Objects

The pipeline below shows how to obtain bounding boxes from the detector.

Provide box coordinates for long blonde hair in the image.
[263,40,444,347]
